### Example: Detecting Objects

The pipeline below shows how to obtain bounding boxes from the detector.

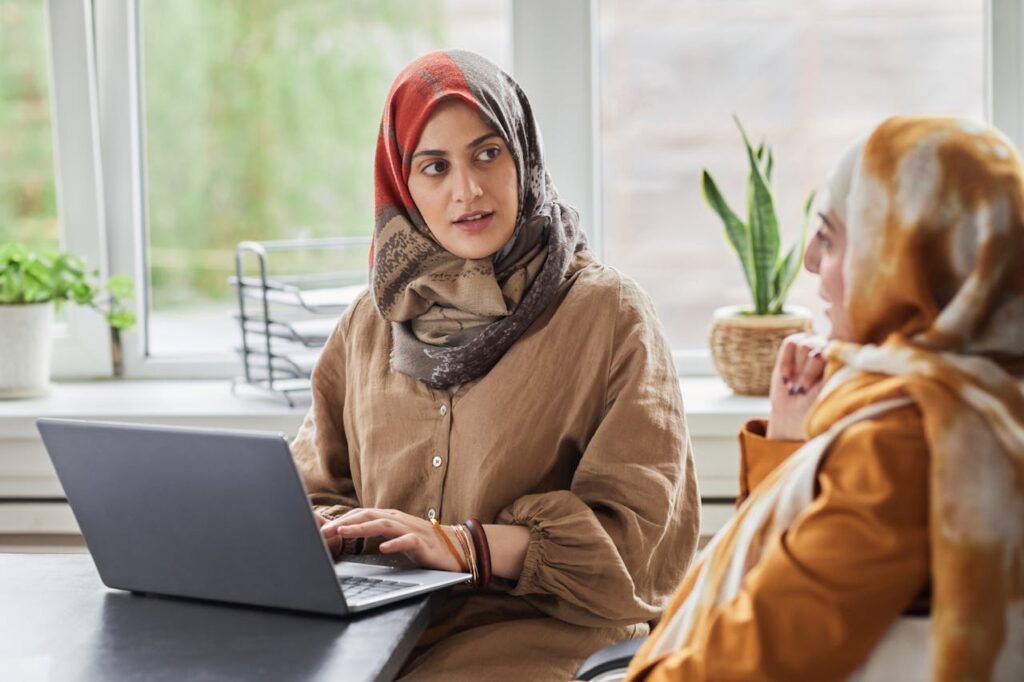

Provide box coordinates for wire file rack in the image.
[229,237,370,406]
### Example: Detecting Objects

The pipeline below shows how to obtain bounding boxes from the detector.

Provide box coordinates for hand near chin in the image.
[767,333,829,440]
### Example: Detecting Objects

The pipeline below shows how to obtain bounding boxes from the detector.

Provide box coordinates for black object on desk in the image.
[0,553,440,682]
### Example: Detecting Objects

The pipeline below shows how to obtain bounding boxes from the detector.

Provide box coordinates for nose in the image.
[451,164,483,203]
[804,235,821,274]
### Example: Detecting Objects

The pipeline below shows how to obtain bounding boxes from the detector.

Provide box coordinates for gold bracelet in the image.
[453,524,478,585]
[431,518,467,572]
[460,525,479,585]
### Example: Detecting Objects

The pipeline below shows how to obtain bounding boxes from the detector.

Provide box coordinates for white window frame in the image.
[47,0,113,379]
[50,0,1022,379]
[989,0,1024,149]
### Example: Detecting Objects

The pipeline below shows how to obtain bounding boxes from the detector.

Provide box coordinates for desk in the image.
[0,553,438,681]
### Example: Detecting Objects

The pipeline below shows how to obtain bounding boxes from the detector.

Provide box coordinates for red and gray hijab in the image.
[371,49,586,389]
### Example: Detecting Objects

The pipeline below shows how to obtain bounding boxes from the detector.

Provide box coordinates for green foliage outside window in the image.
[141,0,444,306]
[0,0,59,252]
[1,0,446,309]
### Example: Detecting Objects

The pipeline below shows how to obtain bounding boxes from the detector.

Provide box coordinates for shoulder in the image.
[561,253,675,382]
[565,251,658,324]
[828,404,926,463]
[312,287,388,387]
[343,287,379,329]
[820,402,929,513]
[318,288,382,358]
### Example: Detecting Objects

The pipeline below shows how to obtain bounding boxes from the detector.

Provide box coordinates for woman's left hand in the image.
[321,508,464,572]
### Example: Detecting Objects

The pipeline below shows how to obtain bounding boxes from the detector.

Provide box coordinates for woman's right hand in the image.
[767,333,829,440]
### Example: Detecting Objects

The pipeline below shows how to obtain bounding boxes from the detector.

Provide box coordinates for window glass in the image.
[140,0,512,355]
[0,0,60,251]
[599,0,985,349]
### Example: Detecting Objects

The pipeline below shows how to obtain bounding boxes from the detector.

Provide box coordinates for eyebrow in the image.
[817,211,837,232]
[412,132,501,159]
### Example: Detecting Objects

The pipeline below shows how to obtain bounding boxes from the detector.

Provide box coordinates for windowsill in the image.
[0,377,768,438]
[0,379,305,439]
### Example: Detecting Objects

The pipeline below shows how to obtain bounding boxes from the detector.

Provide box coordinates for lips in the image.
[452,211,495,233]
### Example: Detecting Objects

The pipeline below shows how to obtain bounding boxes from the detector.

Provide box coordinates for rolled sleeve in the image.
[737,419,804,506]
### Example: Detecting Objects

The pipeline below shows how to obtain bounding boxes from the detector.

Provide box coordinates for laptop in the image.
[36,418,470,617]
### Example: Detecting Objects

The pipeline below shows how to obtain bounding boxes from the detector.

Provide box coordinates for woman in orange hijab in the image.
[623,117,1024,681]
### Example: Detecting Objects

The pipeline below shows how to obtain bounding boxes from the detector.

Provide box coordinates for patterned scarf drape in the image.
[631,117,1024,680]
[370,50,586,389]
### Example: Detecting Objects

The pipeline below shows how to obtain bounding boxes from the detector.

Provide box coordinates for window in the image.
[598,0,986,354]
[3,0,112,378]
[0,0,59,251]
[38,0,1022,379]
[137,0,512,357]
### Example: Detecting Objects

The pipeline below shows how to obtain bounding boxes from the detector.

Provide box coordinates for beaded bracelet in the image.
[464,517,492,589]
[430,518,467,572]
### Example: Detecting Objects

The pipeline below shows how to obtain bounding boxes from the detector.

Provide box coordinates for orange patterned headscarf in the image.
[629,117,1024,680]
[818,116,1024,679]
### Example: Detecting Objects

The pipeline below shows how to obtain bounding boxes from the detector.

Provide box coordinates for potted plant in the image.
[701,118,814,395]
[0,243,137,398]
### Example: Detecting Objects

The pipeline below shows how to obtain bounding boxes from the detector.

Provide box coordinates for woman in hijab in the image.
[622,116,1024,681]
[290,50,701,680]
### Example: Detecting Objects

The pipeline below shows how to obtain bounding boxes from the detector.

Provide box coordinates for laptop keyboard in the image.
[339,576,416,602]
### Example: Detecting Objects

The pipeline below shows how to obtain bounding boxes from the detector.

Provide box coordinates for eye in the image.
[476,146,500,162]
[814,230,832,250]
[421,160,448,177]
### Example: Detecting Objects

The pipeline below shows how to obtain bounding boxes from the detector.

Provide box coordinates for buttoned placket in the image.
[428,395,452,521]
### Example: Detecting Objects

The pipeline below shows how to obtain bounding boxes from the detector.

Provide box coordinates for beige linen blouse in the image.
[291,251,700,681]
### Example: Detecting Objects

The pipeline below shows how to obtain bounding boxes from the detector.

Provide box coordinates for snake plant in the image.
[701,117,814,315]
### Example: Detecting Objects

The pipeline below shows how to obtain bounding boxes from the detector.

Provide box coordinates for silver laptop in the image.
[36,418,470,617]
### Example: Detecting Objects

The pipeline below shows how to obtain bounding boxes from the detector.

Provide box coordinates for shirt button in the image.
[431,455,443,468]
[439,405,448,417]
[427,508,437,521]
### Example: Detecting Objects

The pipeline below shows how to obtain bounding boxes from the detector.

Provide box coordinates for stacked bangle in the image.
[464,518,492,589]
[453,524,479,585]
[430,518,467,572]
[430,517,492,589]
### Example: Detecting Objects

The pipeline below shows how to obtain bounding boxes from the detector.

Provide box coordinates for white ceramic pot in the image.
[0,302,54,399]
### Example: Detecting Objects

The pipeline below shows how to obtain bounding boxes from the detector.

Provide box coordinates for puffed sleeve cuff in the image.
[314,504,365,555]
[737,419,804,506]
[509,520,546,596]
[495,491,658,626]
[498,496,574,598]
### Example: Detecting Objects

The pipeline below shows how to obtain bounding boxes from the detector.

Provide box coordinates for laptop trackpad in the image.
[335,554,418,577]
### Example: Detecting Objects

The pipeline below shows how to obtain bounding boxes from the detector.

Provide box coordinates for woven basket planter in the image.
[709,305,813,396]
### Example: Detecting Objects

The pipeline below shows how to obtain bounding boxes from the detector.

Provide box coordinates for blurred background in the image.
[0,0,984,359]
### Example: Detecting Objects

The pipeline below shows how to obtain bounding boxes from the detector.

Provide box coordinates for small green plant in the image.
[701,117,814,315]
[0,243,137,330]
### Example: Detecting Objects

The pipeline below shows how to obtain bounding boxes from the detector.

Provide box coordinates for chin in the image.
[441,229,514,260]
[445,242,502,260]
